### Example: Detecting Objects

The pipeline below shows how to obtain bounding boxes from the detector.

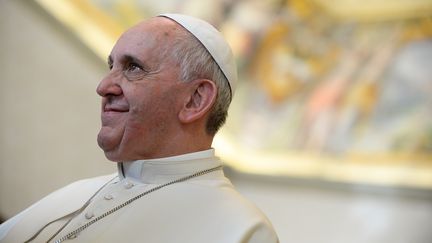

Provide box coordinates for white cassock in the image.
[0,149,278,242]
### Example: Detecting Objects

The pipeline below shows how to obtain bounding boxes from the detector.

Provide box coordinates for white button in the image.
[104,194,114,200]
[85,212,94,219]
[124,181,134,189]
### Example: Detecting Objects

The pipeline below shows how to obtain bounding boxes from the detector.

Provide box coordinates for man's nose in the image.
[96,72,123,97]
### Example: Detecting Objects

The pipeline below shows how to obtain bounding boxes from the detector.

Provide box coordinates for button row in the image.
[83,180,134,221]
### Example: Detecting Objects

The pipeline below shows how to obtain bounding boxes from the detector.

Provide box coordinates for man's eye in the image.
[124,63,146,81]
[127,63,142,72]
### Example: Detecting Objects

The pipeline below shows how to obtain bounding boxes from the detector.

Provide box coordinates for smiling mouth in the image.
[103,104,130,114]
[104,108,129,112]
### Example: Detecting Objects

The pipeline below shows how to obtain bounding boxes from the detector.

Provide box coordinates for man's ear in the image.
[178,79,217,124]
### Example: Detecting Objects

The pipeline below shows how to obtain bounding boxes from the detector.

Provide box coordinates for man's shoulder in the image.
[197,180,278,242]
[58,173,117,193]
[14,173,117,215]
[128,177,279,242]
[162,177,271,225]
[15,173,117,216]
[35,173,117,203]
[0,173,118,241]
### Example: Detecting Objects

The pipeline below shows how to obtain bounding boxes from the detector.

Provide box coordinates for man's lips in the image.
[101,106,129,124]
[103,104,129,112]
[104,107,129,112]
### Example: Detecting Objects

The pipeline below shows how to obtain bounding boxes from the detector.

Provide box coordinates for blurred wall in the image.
[0,0,115,219]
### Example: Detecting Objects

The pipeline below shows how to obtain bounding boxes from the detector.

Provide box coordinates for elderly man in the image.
[0,14,278,242]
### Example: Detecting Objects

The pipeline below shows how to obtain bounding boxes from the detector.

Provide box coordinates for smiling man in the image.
[0,14,278,243]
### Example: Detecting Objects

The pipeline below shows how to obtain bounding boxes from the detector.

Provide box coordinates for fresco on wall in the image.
[35,0,432,188]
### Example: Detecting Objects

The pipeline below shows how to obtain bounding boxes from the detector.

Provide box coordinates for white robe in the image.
[0,149,278,242]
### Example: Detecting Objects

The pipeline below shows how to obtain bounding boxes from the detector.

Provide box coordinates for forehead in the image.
[110,17,182,62]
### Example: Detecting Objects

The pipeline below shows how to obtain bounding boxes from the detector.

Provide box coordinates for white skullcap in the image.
[159,13,237,95]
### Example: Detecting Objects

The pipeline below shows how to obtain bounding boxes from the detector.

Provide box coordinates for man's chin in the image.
[103,151,124,162]
[98,142,125,162]
[97,133,122,162]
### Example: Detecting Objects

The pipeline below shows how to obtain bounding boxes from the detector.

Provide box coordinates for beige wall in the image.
[0,0,115,219]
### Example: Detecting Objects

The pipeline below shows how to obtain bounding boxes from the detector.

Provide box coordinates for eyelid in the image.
[123,62,149,81]
[107,55,151,80]
[128,59,149,70]
[128,62,142,69]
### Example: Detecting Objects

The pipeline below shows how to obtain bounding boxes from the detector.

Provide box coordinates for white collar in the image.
[117,149,222,184]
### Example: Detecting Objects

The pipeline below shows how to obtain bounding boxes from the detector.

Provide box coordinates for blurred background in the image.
[1,0,432,242]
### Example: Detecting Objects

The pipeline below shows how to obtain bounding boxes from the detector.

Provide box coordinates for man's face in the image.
[96,18,187,162]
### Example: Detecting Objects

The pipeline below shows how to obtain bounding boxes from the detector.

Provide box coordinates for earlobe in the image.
[179,80,217,124]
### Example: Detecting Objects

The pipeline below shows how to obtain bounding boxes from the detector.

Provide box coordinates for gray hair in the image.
[168,28,232,135]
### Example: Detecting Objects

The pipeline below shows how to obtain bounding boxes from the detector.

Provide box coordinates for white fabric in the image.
[0,150,278,243]
[159,13,238,94]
